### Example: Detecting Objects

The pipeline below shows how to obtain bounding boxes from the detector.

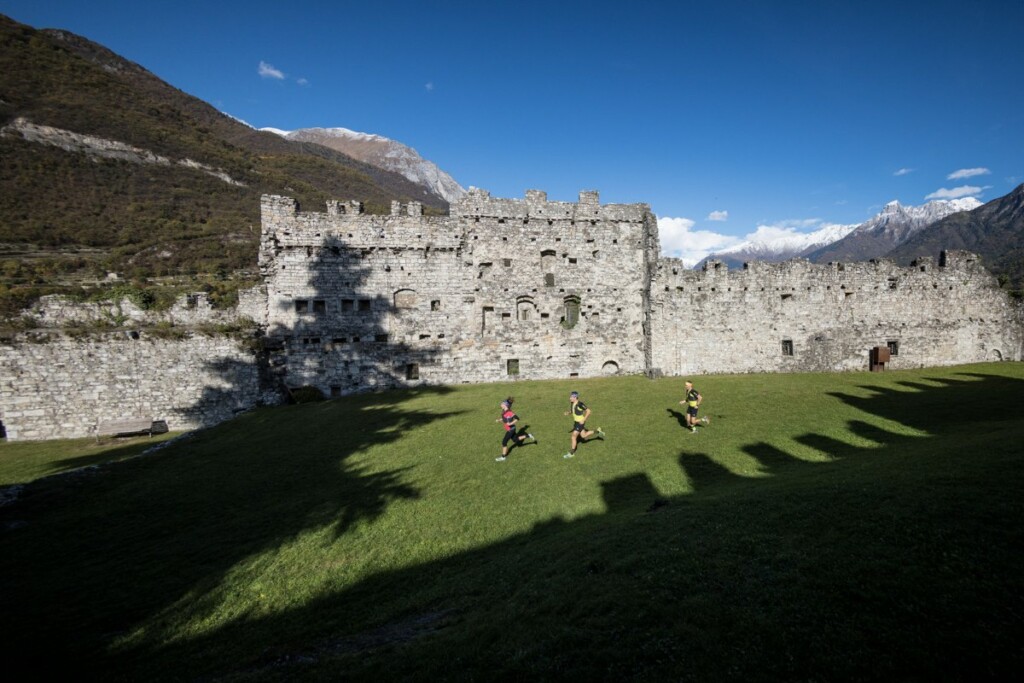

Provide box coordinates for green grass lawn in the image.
[0,432,178,485]
[2,363,1023,680]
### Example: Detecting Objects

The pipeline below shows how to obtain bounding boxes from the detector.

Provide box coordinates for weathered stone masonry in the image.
[256,189,659,393]
[1,189,1021,441]
[651,252,1022,375]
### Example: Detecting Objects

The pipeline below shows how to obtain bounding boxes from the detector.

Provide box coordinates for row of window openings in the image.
[298,333,447,345]
[484,299,618,325]
[295,298,442,313]
[781,340,899,356]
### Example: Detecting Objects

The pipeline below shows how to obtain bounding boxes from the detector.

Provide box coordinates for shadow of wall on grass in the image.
[75,369,1024,681]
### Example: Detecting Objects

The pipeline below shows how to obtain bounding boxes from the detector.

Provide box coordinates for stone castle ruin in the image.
[1,189,1021,440]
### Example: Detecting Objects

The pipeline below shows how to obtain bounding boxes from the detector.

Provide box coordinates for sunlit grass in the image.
[2,363,1022,680]
[0,432,178,485]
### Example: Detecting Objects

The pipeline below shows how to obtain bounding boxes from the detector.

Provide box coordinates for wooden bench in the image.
[95,418,167,439]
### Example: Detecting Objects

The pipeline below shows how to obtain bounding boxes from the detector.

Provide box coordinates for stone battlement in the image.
[1,189,1021,441]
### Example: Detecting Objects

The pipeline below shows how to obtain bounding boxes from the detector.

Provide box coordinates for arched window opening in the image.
[516,296,537,321]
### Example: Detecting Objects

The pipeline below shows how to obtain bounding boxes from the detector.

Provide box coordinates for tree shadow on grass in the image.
[4,370,1023,681]
[0,382,462,675]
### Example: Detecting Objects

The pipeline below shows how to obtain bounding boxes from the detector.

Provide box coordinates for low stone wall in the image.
[0,332,263,441]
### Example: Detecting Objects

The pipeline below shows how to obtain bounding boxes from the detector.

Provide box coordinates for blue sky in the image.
[4,0,1023,264]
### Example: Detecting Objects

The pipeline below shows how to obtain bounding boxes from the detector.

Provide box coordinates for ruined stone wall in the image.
[650,252,1023,375]
[1,188,1021,442]
[258,190,659,394]
[0,333,261,441]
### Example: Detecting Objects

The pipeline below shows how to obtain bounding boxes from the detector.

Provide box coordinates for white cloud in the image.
[925,185,987,200]
[746,224,808,243]
[297,77,309,86]
[894,168,914,176]
[425,82,435,92]
[258,61,285,80]
[707,210,728,222]
[657,216,741,267]
[947,167,990,180]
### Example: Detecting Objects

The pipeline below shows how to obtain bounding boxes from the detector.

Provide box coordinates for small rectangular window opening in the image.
[507,359,520,376]
[782,339,794,356]
[887,340,900,356]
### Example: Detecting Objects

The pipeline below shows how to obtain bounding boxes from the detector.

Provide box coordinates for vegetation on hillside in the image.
[0,14,447,317]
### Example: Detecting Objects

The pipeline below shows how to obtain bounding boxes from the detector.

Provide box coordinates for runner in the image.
[679,381,710,433]
[563,391,605,458]
[495,397,534,461]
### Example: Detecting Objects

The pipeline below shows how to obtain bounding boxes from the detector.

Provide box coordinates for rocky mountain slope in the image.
[888,184,1024,288]
[265,127,465,204]
[806,198,981,264]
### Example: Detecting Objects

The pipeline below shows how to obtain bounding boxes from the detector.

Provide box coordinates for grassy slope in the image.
[1,364,1022,680]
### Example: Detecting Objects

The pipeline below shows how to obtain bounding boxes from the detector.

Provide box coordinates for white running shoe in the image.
[563,452,574,459]
[701,417,709,424]
[495,456,507,462]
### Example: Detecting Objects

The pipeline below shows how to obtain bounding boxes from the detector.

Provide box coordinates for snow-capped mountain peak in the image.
[699,221,858,267]
[696,196,982,270]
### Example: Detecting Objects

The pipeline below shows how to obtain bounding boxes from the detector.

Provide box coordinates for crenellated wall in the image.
[0,189,1021,441]
[258,189,659,394]
[649,253,1023,375]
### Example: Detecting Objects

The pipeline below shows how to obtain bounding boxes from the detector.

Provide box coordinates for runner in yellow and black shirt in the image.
[563,391,605,458]
[679,381,710,433]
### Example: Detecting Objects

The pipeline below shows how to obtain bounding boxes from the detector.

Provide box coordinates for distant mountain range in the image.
[263,127,465,204]
[697,196,992,270]
[806,197,981,263]
[695,222,859,270]
[888,184,1024,287]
